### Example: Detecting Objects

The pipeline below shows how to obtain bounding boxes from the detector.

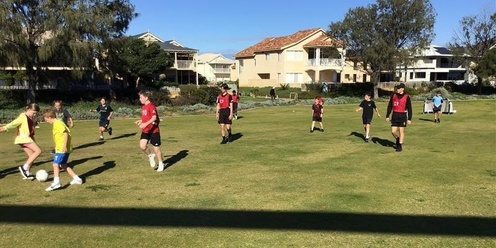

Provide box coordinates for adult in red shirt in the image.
[216,84,233,144]
[135,90,165,171]
[385,83,412,152]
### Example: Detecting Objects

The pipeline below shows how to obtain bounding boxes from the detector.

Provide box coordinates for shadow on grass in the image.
[371,137,395,148]
[229,133,243,143]
[110,132,137,140]
[0,158,53,178]
[80,160,116,180]
[163,150,188,169]
[0,206,493,237]
[67,156,103,168]
[348,131,365,141]
[73,141,105,150]
[418,118,435,122]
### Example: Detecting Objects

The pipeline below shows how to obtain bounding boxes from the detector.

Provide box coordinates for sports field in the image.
[0,100,495,247]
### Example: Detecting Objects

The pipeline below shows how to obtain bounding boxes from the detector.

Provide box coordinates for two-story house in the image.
[133,32,199,85]
[395,45,468,85]
[234,28,351,88]
[196,53,236,83]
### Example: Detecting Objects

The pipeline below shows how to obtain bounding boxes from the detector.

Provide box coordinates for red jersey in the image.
[232,93,239,103]
[141,102,160,133]
[392,93,409,113]
[217,93,232,109]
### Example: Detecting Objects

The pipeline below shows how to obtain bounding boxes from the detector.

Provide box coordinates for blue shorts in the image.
[53,153,70,165]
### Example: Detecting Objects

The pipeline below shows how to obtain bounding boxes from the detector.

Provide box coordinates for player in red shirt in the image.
[385,83,413,152]
[135,90,165,171]
[231,90,239,120]
[216,84,233,144]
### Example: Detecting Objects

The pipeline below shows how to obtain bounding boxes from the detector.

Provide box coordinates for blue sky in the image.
[126,0,495,58]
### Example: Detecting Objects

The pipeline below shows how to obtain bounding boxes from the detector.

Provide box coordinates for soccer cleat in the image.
[157,163,165,172]
[437,119,440,123]
[395,144,403,152]
[365,138,369,142]
[148,154,156,168]
[70,178,83,185]
[98,137,104,141]
[310,129,314,133]
[107,127,113,135]
[45,183,61,191]
[320,129,324,132]
[19,166,29,179]
[220,137,228,144]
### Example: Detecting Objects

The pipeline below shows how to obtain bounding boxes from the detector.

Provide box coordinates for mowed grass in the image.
[0,100,495,247]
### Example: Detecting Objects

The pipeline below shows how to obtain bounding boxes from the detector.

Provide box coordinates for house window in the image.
[409,72,413,79]
[258,73,270,79]
[345,74,350,79]
[353,74,357,82]
[286,50,303,61]
[265,53,270,60]
[415,72,426,78]
[285,73,302,83]
[239,60,244,73]
[277,73,281,83]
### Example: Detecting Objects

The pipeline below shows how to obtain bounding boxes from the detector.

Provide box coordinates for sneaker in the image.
[45,183,61,191]
[157,163,165,172]
[365,138,369,142]
[396,144,403,152]
[310,129,314,133]
[70,178,83,185]
[220,137,228,144]
[18,166,28,179]
[320,129,324,132]
[107,127,113,135]
[148,154,156,168]
[98,137,104,141]
[437,119,440,123]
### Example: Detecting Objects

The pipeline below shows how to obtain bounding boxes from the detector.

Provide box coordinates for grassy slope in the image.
[0,100,495,247]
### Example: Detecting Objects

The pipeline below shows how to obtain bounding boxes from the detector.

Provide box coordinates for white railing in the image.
[212,68,230,73]
[307,58,343,67]
[175,60,195,70]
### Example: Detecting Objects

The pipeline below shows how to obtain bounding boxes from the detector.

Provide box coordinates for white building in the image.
[196,53,236,83]
[395,45,469,84]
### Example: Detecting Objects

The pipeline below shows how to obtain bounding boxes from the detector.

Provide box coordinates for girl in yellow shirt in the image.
[0,103,42,179]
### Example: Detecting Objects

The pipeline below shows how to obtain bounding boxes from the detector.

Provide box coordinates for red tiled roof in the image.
[304,34,344,47]
[235,28,338,58]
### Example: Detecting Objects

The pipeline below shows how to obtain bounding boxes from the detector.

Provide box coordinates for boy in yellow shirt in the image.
[42,109,83,191]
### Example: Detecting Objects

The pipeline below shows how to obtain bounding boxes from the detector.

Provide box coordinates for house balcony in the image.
[212,68,230,73]
[306,58,344,70]
[173,60,196,70]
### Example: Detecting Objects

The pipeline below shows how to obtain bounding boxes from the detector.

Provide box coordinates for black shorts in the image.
[433,106,442,113]
[362,117,373,125]
[232,103,238,113]
[99,120,110,128]
[391,112,407,127]
[218,108,232,124]
[312,116,322,122]
[140,132,161,146]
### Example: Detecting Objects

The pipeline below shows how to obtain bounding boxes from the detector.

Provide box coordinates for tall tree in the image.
[0,0,138,103]
[449,11,496,93]
[104,38,173,88]
[328,0,435,97]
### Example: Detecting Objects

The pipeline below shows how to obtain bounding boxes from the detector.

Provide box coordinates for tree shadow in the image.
[110,132,137,140]
[0,206,494,237]
[66,156,103,168]
[163,150,189,169]
[371,137,395,148]
[229,133,243,143]
[348,131,365,141]
[73,141,105,150]
[418,118,435,122]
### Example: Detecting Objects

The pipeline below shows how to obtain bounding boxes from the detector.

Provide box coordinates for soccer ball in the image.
[36,170,49,182]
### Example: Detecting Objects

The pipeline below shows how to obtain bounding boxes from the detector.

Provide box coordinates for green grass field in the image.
[0,100,495,247]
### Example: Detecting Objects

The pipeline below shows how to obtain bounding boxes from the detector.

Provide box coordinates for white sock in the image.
[23,164,29,171]
[53,177,60,185]
[148,154,155,159]
[73,175,81,181]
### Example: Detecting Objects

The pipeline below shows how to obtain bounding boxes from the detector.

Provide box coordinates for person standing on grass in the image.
[43,109,83,191]
[385,83,412,152]
[216,83,233,144]
[231,90,240,120]
[355,92,381,142]
[432,90,443,123]
[0,103,41,179]
[90,97,113,141]
[269,86,276,102]
[135,90,165,172]
[310,96,324,132]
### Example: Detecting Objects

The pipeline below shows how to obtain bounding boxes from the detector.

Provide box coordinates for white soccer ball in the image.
[36,169,49,182]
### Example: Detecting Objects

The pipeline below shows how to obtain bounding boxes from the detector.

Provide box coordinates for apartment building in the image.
[196,53,236,83]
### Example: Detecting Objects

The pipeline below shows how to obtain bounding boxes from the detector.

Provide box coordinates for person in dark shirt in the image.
[355,92,380,142]
[216,84,233,144]
[90,97,113,141]
[231,90,240,120]
[385,83,412,152]
[310,96,324,132]
[269,87,276,102]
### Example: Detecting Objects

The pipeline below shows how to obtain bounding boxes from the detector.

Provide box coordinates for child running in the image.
[135,90,165,172]
[43,109,83,191]
[91,97,113,141]
[355,92,381,142]
[0,103,41,179]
